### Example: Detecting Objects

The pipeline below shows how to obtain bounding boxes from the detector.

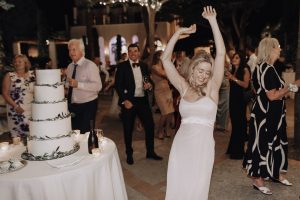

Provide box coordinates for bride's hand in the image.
[202,6,217,20]
[177,24,196,39]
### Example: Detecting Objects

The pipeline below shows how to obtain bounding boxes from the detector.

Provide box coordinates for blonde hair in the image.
[68,39,85,56]
[187,50,214,95]
[257,37,279,64]
[13,54,31,72]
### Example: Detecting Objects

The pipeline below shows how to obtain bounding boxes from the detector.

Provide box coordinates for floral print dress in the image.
[7,71,35,137]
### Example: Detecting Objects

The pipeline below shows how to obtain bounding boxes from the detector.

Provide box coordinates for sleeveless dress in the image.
[7,71,35,137]
[226,65,250,159]
[166,96,217,200]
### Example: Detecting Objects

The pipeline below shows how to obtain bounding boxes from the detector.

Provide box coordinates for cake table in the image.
[0,134,128,200]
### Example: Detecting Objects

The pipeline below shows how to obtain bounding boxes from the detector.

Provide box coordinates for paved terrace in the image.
[96,94,300,200]
[1,94,299,199]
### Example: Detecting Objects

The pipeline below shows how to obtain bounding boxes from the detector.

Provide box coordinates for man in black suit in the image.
[115,43,162,165]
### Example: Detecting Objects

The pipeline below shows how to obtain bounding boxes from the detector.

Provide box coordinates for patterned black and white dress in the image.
[243,62,288,180]
[7,71,35,137]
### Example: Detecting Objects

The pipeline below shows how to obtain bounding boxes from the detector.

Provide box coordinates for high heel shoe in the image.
[253,184,272,195]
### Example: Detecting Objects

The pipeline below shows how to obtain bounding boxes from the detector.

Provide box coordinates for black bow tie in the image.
[132,63,140,68]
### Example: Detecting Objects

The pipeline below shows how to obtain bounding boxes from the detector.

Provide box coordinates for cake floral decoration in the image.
[35,82,63,88]
[30,112,71,122]
[21,143,80,161]
[28,131,73,141]
[32,98,67,104]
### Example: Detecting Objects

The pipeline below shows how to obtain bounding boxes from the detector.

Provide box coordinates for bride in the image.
[161,6,225,200]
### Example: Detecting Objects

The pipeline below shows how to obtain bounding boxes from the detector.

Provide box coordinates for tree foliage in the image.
[0,0,37,61]
[159,0,268,50]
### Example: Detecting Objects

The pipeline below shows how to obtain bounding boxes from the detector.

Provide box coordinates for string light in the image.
[94,0,164,11]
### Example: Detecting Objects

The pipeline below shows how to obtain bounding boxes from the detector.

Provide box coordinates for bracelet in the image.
[288,83,298,93]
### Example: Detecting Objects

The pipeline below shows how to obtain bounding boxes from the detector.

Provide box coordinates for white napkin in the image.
[47,155,86,169]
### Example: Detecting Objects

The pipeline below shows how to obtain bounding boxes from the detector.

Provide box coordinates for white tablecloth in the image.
[282,72,296,99]
[0,135,128,200]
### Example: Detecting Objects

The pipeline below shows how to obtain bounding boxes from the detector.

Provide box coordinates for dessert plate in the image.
[0,159,27,174]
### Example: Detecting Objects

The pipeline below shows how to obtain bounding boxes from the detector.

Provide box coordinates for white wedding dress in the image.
[166,96,217,200]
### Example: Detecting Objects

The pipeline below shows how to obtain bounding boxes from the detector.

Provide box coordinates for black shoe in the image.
[126,156,134,165]
[146,152,163,160]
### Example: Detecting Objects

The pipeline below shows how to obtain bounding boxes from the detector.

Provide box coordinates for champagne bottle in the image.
[88,120,98,154]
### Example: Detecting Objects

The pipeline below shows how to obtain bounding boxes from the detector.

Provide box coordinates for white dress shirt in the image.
[247,53,257,74]
[129,59,144,97]
[67,57,102,103]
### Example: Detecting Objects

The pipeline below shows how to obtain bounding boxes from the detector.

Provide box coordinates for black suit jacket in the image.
[115,60,150,106]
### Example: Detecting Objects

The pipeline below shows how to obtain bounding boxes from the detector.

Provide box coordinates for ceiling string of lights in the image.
[96,0,164,11]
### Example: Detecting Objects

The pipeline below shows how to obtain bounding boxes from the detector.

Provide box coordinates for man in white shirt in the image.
[246,46,257,74]
[66,39,102,134]
[246,46,257,114]
[115,43,163,165]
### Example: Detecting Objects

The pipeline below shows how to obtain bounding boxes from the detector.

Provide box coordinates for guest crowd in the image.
[1,6,300,198]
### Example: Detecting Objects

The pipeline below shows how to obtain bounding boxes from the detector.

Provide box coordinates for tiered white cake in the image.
[22,69,79,161]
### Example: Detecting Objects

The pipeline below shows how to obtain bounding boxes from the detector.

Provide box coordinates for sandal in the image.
[253,184,272,195]
[275,178,293,186]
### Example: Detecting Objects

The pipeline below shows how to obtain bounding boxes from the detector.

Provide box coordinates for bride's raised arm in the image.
[203,6,226,90]
[160,25,196,95]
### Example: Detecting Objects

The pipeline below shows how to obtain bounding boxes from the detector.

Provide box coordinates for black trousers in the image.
[69,98,98,134]
[121,97,155,156]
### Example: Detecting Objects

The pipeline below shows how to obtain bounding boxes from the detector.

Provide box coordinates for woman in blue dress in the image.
[2,54,35,138]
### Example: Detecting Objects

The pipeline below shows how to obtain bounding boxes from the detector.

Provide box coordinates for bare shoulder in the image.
[244,67,250,73]
[2,72,11,87]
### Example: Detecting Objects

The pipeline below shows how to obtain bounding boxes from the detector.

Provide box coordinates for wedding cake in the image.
[22,69,79,161]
